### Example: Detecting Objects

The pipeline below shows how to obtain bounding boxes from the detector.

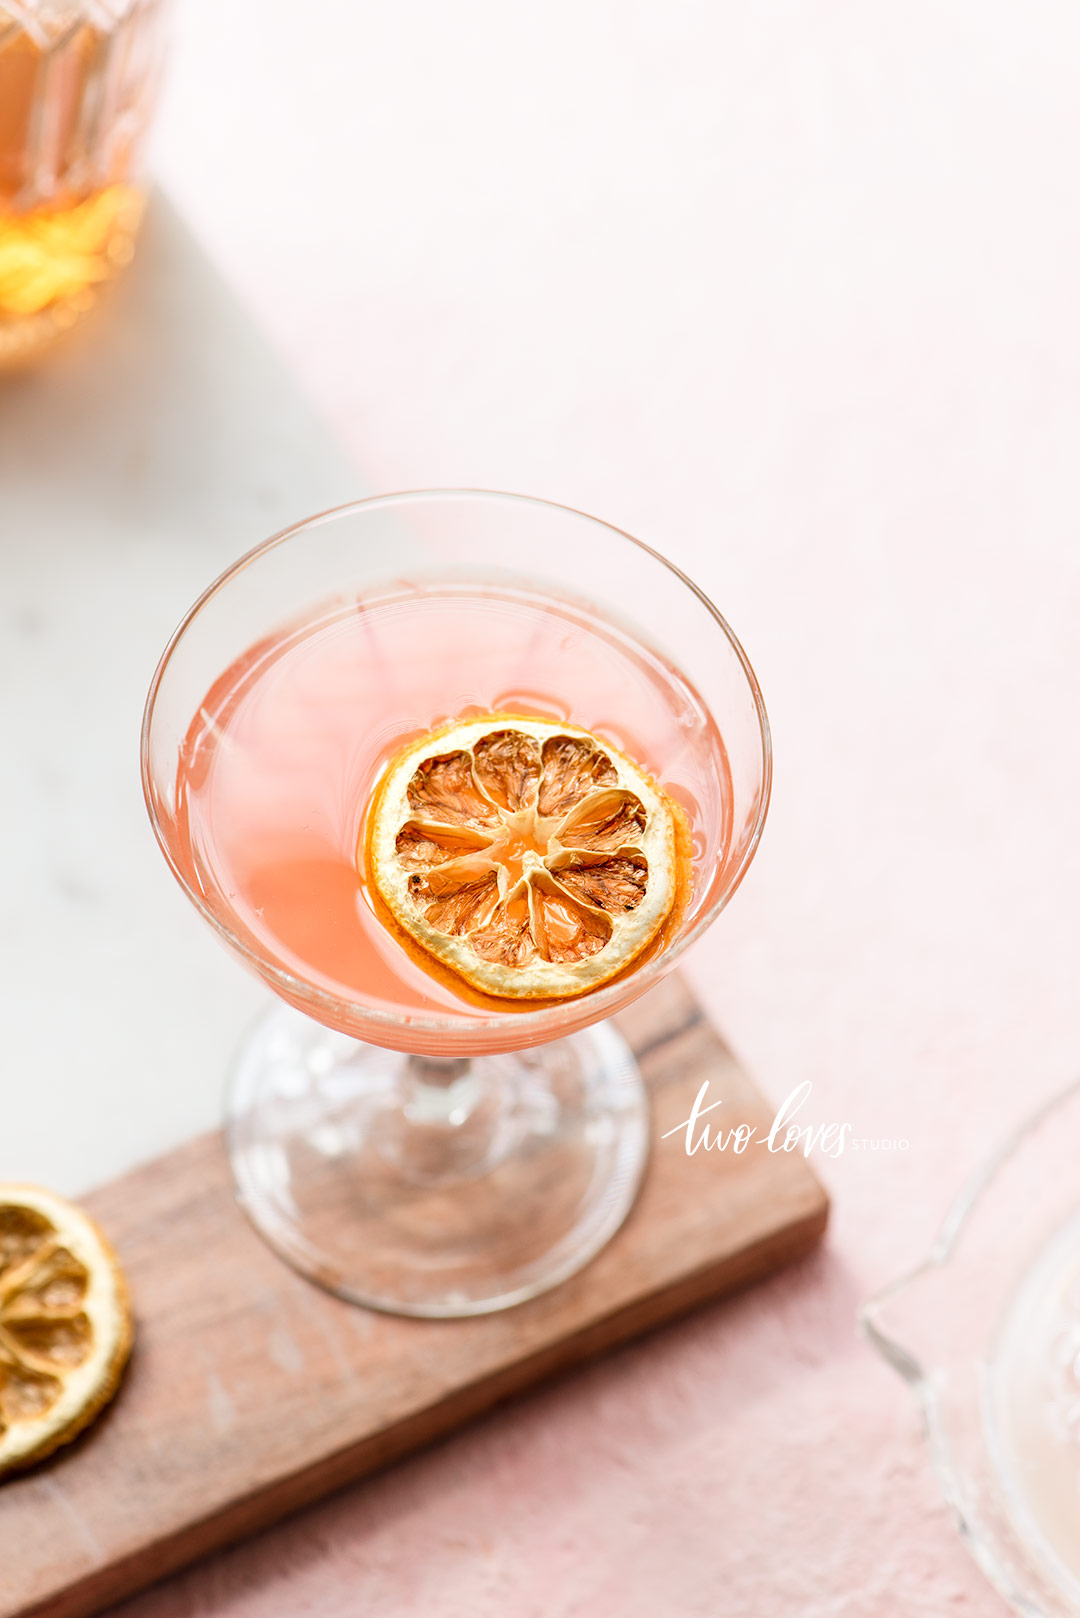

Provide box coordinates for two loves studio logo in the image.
[661,1080,910,1160]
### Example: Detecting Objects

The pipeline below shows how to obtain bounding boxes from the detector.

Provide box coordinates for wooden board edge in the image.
[20,1192,828,1618]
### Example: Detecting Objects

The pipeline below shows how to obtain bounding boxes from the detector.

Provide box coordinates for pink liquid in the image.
[174,583,732,1031]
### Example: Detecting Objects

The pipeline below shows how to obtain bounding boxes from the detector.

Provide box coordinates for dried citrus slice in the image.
[367,715,686,1000]
[0,1185,132,1476]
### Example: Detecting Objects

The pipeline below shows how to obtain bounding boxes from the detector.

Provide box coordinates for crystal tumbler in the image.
[0,0,168,366]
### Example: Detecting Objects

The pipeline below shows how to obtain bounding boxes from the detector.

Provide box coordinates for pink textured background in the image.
[123,3,1080,1613]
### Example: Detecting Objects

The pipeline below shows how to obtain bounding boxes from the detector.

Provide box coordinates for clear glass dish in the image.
[862,1079,1080,1617]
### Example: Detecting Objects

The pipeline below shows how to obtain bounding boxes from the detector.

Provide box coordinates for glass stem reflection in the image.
[379,1052,512,1185]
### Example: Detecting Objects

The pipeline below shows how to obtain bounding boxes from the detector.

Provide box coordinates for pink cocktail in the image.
[143,491,770,1315]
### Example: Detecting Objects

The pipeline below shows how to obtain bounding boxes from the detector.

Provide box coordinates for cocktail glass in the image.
[141,491,771,1317]
[0,0,169,366]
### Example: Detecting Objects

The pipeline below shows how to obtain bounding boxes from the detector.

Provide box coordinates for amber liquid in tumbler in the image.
[0,8,161,365]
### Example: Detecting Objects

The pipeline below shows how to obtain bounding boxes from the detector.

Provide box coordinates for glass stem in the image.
[382,1052,510,1185]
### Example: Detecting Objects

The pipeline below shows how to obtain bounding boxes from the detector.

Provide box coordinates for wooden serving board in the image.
[0,975,828,1618]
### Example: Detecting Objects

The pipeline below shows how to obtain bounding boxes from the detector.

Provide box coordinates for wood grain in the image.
[0,975,828,1618]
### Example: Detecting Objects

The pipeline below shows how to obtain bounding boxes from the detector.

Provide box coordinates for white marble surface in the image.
[0,197,361,1194]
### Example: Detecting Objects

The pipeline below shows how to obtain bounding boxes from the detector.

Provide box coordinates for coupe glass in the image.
[142,491,771,1317]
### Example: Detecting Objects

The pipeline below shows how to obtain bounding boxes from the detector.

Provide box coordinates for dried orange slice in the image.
[367,715,685,1000]
[0,1186,132,1476]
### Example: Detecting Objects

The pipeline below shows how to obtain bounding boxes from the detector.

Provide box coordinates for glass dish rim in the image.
[140,487,773,1038]
[860,1073,1080,1618]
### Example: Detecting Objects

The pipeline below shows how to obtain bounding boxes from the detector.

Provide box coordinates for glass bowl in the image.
[862,1078,1080,1617]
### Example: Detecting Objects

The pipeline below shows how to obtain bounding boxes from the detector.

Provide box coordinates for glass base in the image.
[225,1005,649,1317]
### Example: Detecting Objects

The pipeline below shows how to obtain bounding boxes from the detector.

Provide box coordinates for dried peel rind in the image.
[367,715,681,1000]
[0,1185,132,1476]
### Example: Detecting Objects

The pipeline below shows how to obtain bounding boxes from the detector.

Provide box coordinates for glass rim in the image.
[140,487,773,1037]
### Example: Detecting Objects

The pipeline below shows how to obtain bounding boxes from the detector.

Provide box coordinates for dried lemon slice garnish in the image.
[367,715,686,1000]
[0,1185,132,1476]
